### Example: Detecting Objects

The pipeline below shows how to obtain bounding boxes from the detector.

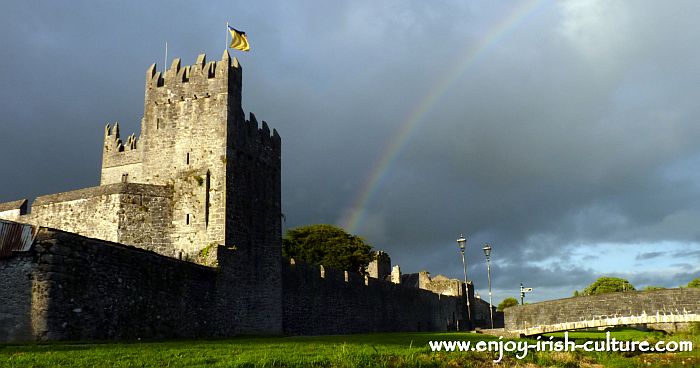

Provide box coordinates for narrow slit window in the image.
[186,153,190,165]
[186,214,190,225]
[205,170,211,227]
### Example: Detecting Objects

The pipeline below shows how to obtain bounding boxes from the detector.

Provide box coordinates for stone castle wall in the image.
[1,227,464,342]
[221,63,282,333]
[0,253,34,342]
[0,227,219,342]
[282,258,464,335]
[471,297,504,329]
[368,251,391,281]
[0,184,175,257]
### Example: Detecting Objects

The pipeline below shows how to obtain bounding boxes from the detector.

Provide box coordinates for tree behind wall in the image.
[497,297,519,311]
[582,277,635,295]
[282,224,373,274]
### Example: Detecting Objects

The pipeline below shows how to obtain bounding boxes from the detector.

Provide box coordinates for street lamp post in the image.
[457,234,471,323]
[482,243,493,329]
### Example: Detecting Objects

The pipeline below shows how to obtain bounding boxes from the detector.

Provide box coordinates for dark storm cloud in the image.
[673,249,700,261]
[636,252,664,261]
[2,1,700,302]
[347,1,700,283]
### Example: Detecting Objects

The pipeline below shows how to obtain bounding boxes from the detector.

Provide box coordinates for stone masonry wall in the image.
[11,191,120,243]
[0,254,34,342]
[368,251,391,281]
[223,89,282,333]
[1,184,175,256]
[24,227,218,341]
[1,226,465,342]
[282,258,464,335]
[101,162,144,185]
[135,52,242,257]
[505,288,700,332]
[101,123,143,185]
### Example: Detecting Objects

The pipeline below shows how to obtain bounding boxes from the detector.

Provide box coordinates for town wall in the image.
[282,258,464,335]
[0,253,34,342]
[0,226,464,342]
[0,227,220,341]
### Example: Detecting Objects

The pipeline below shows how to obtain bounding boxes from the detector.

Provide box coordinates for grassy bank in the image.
[0,329,697,367]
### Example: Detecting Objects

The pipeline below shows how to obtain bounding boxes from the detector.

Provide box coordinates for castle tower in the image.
[99,52,283,333]
[99,51,281,262]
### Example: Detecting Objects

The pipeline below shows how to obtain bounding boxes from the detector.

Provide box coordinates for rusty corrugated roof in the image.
[0,219,36,258]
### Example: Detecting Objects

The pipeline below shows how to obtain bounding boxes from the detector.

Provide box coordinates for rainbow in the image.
[340,0,548,233]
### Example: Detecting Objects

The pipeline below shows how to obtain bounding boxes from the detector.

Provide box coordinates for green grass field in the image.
[0,329,697,367]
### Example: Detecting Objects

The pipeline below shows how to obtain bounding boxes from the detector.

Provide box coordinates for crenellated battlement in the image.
[238,112,281,154]
[144,51,241,104]
[102,122,142,174]
[282,257,464,335]
[103,122,139,153]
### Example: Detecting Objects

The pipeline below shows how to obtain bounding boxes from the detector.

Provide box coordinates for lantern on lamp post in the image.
[482,243,493,329]
[457,234,471,322]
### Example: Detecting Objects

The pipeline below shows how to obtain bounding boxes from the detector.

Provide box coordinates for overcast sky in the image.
[2,0,699,303]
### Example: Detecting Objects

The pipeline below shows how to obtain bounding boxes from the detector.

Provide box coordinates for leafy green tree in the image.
[582,277,635,295]
[497,297,519,311]
[688,278,700,288]
[282,224,373,273]
[573,290,580,297]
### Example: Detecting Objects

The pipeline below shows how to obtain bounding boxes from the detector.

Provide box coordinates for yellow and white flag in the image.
[228,26,250,52]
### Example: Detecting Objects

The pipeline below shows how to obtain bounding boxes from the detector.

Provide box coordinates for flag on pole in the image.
[228,26,250,52]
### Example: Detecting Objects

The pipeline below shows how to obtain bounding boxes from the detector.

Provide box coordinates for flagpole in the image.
[164,41,168,72]
[226,21,229,50]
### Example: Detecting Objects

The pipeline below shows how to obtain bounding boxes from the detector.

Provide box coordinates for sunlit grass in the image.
[0,329,697,367]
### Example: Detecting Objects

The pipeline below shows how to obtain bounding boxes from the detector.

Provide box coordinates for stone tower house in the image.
[0,51,283,333]
[101,51,281,261]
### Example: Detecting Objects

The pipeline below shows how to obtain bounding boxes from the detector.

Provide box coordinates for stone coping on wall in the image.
[0,199,28,213]
[32,183,172,206]
[505,288,700,335]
